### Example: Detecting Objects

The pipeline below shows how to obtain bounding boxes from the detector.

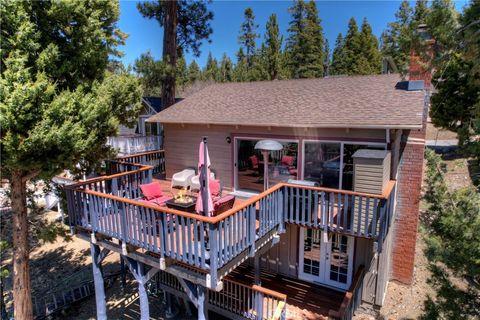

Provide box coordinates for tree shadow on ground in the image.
[467,159,480,187]
[420,264,480,320]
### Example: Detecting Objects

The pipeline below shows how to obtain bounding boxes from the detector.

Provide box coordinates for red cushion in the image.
[249,155,258,166]
[140,182,163,200]
[209,179,221,197]
[282,155,295,166]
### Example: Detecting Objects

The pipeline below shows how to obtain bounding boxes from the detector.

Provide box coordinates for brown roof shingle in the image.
[148,74,425,129]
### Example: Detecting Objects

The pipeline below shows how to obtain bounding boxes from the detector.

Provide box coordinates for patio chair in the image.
[139,182,172,206]
[281,155,298,177]
[171,169,196,189]
[212,195,236,216]
[188,172,215,191]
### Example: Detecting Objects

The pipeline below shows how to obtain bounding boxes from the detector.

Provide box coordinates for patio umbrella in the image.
[195,137,214,216]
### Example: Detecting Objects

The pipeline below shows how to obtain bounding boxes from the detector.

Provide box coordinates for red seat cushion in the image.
[281,155,295,166]
[140,182,163,200]
[249,155,258,167]
[209,179,221,197]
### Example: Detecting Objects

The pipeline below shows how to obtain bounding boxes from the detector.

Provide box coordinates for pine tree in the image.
[0,2,142,318]
[323,38,330,76]
[233,48,248,82]
[203,52,219,81]
[187,60,201,84]
[381,0,414,74]
[134,51,164,96]
[358,18,382,74]
[331,33,346,75]
[342,17,362,75]
[219,53,233,82]
[176,54,188,89]
[286,0,324,78]
[264,14,283,80]
[412,0,429,28]
[137,0,213,107]
[238,7,259,70]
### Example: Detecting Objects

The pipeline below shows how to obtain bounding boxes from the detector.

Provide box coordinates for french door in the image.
[298,228,354,290]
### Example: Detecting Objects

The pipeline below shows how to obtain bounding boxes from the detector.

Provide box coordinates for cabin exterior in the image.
[64,58,429,318]
[107,96,164,155]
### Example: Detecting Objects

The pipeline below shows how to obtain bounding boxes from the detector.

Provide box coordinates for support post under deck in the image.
[90,243,107,320]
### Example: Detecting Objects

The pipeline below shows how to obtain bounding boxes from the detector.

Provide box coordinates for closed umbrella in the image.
[195,137,214,216]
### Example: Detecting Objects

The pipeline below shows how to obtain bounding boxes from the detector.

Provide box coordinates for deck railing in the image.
[328,265,366,320]
[66,158,395,289]
[283,181,396,242]
[117,150,166,176]
[107,135,162,156]
[156,271,287,320]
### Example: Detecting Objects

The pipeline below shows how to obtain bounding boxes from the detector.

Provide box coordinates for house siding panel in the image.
[163,124,386,190]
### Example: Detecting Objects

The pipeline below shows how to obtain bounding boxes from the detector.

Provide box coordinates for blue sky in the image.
[117,0,468,68]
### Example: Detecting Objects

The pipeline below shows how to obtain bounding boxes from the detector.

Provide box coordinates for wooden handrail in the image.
[328,265,365,319]
[252,284,287,301]
[67,164,153,188]
[281,180,396,200]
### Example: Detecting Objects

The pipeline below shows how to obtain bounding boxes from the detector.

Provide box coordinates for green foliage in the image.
[137,0,213,57]
[422,149,480,318]
[381,0,414,74]
[430,0,479,161]
[176,54,188,89]
[286,0,325,78]
[263,14,283,80]
[0,0,143,180]
[203,52,219,81]
[358,18,382,74]
[218,53,233,83]
[133,52,165,96]
[233,48,248,82]
[187,60,201,84]
[238,7,259,70]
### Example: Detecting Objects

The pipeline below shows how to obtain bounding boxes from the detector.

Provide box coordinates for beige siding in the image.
[163,123,387,190]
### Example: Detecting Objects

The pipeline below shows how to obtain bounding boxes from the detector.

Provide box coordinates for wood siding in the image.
[163,124,387,190]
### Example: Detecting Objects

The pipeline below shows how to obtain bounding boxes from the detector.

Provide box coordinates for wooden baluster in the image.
[249,204,256,257]
[365,197,371,236]
[371,198,378,237]
[357,196,363,236]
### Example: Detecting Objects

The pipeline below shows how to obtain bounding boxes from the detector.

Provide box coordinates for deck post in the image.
[207,223,218,289]
[277,188,285,234]
[90,243,107,320]
[197,285,207,320]
[120,255,126,289]
[124,257,159,320]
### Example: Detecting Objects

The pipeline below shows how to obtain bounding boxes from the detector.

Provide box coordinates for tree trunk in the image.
[162,0,178,109]
[10,171,33,319]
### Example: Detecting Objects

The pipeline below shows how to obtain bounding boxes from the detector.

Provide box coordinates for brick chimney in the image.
[409,24,435,90]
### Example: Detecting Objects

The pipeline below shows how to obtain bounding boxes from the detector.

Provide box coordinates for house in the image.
[107,96,164,155]
[65,42,429,319]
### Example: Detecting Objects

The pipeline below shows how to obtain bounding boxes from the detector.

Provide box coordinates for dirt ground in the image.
[425,122,457,141]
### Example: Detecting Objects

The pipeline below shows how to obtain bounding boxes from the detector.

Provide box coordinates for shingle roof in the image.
[148,74,425,129]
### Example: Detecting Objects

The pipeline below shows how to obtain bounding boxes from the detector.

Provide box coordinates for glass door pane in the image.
[302,229,322,278]
[304,142,341,188]
[327,234,352,289]
[236,139,298,192]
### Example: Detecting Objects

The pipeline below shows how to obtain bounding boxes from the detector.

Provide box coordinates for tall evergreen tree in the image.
[286,0,324,78]
[219,53,233,82]
[233,48,248,82]
[412,0,429,28]
[381,0,414,74]
[137,0,213,107]
[187,60,201,83]
[238,7,259,70]
[203,52,219,81]
[0,2,142,318]
[134,51,164,96]
[264,14,283,80]
[323,38,330,76]
[176,54,188,89]
[331,33,346,75]
[359,18,382,74]
[341,17,363,75]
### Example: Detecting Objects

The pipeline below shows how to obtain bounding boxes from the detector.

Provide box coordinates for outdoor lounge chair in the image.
[139,182,172,206]
[212,195,235,216]
[171,169,195,189]
[189,172,215,191]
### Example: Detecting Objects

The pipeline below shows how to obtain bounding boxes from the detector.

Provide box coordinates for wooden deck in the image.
[228,265,344,320]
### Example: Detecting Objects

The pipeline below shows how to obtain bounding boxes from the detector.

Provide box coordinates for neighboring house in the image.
[107,96,164,155]
[66,41,430,319]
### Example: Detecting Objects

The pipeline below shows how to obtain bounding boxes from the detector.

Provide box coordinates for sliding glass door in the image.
[235,138,298,193]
